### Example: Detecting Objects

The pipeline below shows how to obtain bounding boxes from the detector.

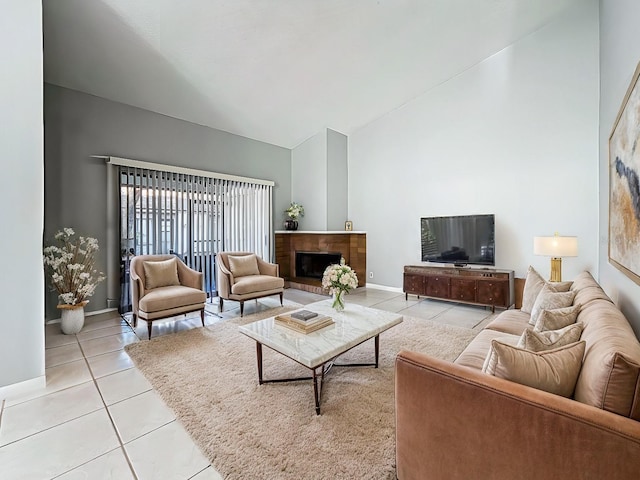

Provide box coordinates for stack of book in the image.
[274,309,334,334]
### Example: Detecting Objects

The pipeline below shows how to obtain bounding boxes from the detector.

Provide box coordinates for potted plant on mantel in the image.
[43,228,106,334]
[284,202,304,231]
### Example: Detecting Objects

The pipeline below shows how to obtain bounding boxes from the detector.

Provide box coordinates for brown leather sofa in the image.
[395,271,640,479]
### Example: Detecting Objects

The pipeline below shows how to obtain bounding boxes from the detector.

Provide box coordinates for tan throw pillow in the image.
[483,340,586,397]
[228,254,260,277]
[143,257,180,290]
[551,281,573,292]
[521,266,572,314]
[516,323,584,352]
[529,285,576,325]
[533,304,581,331]
[521,266,547,314]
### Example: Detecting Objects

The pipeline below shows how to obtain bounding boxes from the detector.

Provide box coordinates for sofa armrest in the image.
[395,350,640,480]
[176,260,204,290]
[257,257,279,277]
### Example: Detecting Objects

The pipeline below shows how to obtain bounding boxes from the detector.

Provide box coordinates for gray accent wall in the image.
[291,130,327,231]
[291,128,348,231]
[0,1,45,392]
[327,129,348,230]
[44,84,291,320]
[599,0,640,335]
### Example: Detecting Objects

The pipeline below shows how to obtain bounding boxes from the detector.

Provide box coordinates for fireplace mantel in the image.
[275,231,367,293]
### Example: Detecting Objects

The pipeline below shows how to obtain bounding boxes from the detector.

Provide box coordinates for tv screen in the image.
[421,214,495,266]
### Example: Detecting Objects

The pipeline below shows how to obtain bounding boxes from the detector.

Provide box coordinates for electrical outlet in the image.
[369,271,374,279]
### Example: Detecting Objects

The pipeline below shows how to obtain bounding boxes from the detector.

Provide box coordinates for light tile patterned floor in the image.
[0,287,495,479]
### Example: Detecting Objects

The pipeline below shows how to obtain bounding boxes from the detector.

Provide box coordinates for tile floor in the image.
[0,287,495,479]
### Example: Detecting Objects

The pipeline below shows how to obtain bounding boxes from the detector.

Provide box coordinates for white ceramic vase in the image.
[59,304,86,335]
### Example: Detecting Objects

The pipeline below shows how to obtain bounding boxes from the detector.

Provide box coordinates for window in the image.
[113,159,273,313]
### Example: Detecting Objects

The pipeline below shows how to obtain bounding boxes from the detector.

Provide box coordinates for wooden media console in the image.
[403,265,514,311]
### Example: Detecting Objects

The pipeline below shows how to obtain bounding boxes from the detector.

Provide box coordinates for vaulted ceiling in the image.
[43,0,581,149]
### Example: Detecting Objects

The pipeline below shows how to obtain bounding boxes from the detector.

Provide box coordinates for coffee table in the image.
[238,300,403,414]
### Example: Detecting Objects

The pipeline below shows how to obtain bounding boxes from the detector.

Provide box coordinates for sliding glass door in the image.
[117,165,272,313]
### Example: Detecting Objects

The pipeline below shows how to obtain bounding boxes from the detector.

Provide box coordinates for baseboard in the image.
[0,375,46,402]
[86,307,118,317]
[365,283,403,293]
[46,307,119,325]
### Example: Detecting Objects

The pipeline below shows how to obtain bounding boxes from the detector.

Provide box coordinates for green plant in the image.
[285,202,305,219]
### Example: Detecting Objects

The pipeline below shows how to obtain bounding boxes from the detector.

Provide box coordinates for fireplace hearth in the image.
[295,251,342,279]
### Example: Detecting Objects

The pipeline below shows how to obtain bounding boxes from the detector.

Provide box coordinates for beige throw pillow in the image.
[529,285,576,325]
[521,266,546,314]
[483,340,586,397]
[228,254,260,277]
[516,322,584,352]
[533,304,581,332]
[143,258,180,290]
[521,266,572,314]
[551,281,574,293]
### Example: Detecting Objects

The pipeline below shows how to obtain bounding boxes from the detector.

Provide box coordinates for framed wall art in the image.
[609,61,640,285]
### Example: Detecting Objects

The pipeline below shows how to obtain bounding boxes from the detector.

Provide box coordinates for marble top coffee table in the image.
[238,300,403,414]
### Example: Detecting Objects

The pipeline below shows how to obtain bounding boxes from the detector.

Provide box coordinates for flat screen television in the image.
[421,214,495,266]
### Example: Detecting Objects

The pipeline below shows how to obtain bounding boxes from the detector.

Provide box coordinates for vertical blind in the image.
[115,161,273,312]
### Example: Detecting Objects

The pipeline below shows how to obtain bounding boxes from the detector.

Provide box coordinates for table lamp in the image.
[533,233,578,282]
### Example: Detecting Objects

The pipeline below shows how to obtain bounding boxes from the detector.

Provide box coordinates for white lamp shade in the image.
[533,236,578,257]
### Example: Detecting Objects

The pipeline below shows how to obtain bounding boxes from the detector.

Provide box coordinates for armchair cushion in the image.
[143,258,180,290]
[228,254,260,277]
[232,275,284,295]
[139,285,207,313]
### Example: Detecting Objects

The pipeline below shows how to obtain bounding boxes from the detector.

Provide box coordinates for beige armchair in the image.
[216,252,284,316]
[130,254,207,339]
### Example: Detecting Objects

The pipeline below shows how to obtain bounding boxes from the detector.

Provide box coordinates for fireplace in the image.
[295,251,342,279]
[275,232,366,292]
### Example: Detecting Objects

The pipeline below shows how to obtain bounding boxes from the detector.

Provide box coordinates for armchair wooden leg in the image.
[240,301,245,317]
[200,309,205,327]
[219,298,223,313]
[132,313,137,328]
[147,321,152,340]
[279,292,283,306]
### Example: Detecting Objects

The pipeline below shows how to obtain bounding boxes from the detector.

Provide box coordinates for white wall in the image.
[599,0,640,335]
[349,0,599,288]
[0,0,45,394]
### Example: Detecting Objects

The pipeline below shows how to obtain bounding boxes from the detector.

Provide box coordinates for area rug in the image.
[125,303,478,480]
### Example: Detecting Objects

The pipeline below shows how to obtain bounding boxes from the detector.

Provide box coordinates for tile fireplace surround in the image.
[275,231,367,293]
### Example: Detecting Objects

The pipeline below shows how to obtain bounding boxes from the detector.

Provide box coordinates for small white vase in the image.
[59,303,86,335]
